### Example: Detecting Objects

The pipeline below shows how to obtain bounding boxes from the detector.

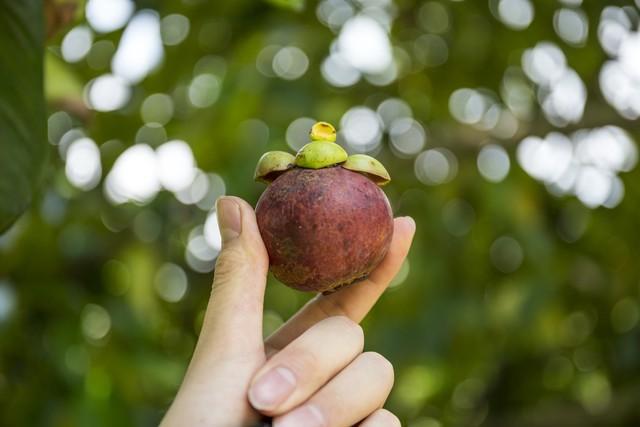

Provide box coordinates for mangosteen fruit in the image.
[254,122,393,293]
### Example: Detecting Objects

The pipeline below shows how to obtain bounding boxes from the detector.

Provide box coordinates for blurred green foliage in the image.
[1,0,640,426]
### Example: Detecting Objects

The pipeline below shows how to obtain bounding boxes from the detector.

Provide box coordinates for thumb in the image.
[195,196,270,359]
[166,197,269,425]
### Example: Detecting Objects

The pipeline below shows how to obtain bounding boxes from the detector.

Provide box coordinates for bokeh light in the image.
[449,88,506,131]
[575,372,612,415]
[185,231,218,274]
[377,98,412,129]
[81,304,111,342]
[340,106,383,153]
[161,14,190,46]
[321,53,361,87]
[203,211,222,252]
[47,111,73,145]
[85,0,134,33]
[188,74,221,108]
[518,126,637,208]
[154,263,189,303]
[413,34,448,68]
[156,141,197,193]
[554,8,589,46]
[337,15,392,74]
[286,117,316,151]
[389,118,426,157]
[85,74,131,112]
[112,10,164,84]
[418,2,449,34]
[64,137,102,191]
[492,0,535,30]
[175,171,226,210]
[598,7,640,119]
[522,42,586,126]
[316,0,355,31]
[477,144,510,183]
[414,148,458,185]
[256,45,281,78]
[272,46,309,80]
[104,144,161,204]
[61,26,93,63]
[141,93,174,125]
[395,365,443,411]
[319,3,397,89]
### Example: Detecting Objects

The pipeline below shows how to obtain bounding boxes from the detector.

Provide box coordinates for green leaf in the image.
[265,0,305,12]
[0,0,47,233]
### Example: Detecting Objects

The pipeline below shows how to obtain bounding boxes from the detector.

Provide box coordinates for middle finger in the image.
[249,316,364,415]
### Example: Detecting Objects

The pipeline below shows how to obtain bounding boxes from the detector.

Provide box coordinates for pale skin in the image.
[161,196,416,427]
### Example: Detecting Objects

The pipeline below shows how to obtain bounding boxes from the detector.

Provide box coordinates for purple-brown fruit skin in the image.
[255,166,394,293]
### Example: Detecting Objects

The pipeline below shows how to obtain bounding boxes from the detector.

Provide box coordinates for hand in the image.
[161,196,415,427]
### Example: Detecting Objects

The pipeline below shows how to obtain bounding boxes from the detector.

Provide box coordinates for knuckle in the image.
[214,236,269,280]
[213,245,247,283]
[361,352,394,383]
[329,316,364,345]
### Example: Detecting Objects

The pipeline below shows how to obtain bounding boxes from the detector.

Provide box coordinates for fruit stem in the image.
[310,121,337,142]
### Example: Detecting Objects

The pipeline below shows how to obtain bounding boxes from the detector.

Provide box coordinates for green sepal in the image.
[295,141,348,169]
[342,154,391,186]
[254,151,296,183]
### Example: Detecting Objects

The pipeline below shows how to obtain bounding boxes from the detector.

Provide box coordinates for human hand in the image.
[161,196,415,427]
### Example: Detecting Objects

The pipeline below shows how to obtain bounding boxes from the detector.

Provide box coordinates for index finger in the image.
[265,216,415,352]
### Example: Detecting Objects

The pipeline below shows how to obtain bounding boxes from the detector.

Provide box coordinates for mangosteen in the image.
[254,122,393,293]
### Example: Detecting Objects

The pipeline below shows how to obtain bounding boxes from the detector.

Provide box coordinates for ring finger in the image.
[273,352,395,427]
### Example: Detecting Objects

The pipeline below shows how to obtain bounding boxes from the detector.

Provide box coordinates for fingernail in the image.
[249,366,297,410]
[274,404,325,427]
[216,197,242,243]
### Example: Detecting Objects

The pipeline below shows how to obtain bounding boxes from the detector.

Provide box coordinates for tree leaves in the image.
[0,0,47,233]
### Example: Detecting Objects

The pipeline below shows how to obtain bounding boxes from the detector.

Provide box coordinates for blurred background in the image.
[1,0,640,425]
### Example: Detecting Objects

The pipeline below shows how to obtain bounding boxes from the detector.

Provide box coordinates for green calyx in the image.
[295,141,348,169]
[254,151,295,183]
[296,121,347,169]
[342,154,391,186]
[254,121,391,185]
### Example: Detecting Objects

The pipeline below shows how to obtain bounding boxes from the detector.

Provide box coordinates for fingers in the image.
[249,316,364,415]
[272,352,395,427]
[359,409,401,427]
[266,217,415,351]
[193,196,269,361]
